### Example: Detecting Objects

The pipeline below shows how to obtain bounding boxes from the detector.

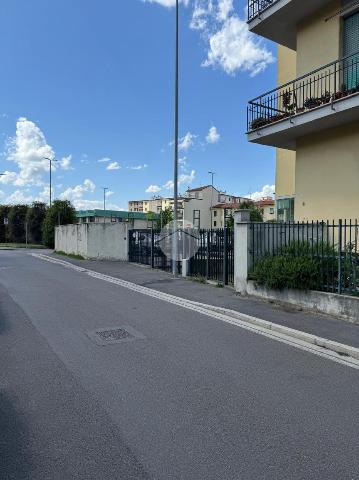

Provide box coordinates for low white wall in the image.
[55,224,88,257]
[247,280,359,324]
[87,223,128,260]
[55,223,129,261]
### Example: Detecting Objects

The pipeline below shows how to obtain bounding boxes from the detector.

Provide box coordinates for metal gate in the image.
[128,229,173,272]
[189,228,234,285]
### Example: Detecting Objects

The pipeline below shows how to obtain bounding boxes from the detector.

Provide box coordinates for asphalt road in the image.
[1,250,359,479]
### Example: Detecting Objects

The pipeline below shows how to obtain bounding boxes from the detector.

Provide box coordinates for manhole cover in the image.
[86,325,145,346]
[96,328,133,342]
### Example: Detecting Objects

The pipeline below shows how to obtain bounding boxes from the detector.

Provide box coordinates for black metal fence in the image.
[248,0,276,21]
[189,228,234,285]
[129,228,234,284]
[250,221,359,296]
[128,229,173,272]
[248,50,359,132]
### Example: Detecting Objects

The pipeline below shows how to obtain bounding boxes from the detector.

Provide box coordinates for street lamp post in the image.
[102,187,108,224]
[44,157,58,207]
[208,171,215,228]
[172,0,179,276]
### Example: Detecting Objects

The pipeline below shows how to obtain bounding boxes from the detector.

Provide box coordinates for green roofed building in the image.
[76,209,159,229]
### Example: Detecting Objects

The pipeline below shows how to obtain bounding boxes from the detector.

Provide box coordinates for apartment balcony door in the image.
[343,10,359,90]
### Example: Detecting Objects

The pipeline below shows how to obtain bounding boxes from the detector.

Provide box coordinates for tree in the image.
[42,200,76,248]
[0,205,11,243]
[226,202,263,228]
[8,205,28,243]
[26,202,47,244]
[157,207,173,229]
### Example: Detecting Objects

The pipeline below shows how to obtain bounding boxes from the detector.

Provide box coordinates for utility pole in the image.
[44,157,58,207]
[208,171,215,229]
[102,187,108,224]
[172,0,179,276]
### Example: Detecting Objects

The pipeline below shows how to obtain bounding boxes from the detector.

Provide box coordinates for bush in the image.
[43,200,76,248]
[251,255,321,290]
[250,241,337,291]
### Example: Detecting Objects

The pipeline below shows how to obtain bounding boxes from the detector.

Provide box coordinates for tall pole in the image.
[44,157,57,207]
[209,171,215,228]
[102,187,108,224]
[172,0,179,276]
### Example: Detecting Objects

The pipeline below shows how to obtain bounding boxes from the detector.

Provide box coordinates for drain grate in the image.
[86,325,145,346]
[96,328,133,342]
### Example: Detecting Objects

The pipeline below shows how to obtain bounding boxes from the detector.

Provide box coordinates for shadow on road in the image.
[0,391,33,479]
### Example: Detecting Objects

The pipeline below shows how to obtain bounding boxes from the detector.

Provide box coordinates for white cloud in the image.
[217,0,233,21]
[0,171,18,185]
[163,169,196,190]
[59,179,96,202]
[106,161,121,171]
[98,157,111,163]
[248,184,275,201]
[143,0,189,7]
[6,189,34,204]
[178,132,197,151]
[127,164,148,170]
[146,185,161,193]
[5,117,72,186]
[202,16,274,76]
[60,155,73,170]
[72,199,124,211]
[106,190,114,197]
[206,126,220,144]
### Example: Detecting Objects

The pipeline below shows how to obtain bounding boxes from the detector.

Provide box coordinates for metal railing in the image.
[189,228,234,285]
[248,0,277,21]
[247,50,359,132]
[250,221,359,296]
[128,229,174,272]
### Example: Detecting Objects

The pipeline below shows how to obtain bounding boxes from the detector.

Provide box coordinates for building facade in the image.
[254,198,276,222]
[76,210,158,229]
[247,0,359,221]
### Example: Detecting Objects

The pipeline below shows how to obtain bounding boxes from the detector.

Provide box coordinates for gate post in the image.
[151,228,155,269]
[206,230,210,279]
[223,228,228,285]
[234,210,252,295]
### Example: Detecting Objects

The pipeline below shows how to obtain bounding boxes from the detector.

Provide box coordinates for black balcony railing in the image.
[248,0,277,21]
[247,50,359,132]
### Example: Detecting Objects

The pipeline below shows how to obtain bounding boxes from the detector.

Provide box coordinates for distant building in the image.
[254,198,275,222]
[76,210,159,229]
[128,186,251,230]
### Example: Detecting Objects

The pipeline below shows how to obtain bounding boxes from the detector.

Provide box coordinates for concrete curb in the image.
[190,302,359,361]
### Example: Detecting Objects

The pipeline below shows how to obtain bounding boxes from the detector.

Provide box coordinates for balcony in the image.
[247,0,330,50]
[247,51,359,150]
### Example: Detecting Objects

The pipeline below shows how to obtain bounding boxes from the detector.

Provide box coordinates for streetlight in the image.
[208,171,215,228]
[172,0,179,276]
[102,187,108,224]
[43,157,58,207]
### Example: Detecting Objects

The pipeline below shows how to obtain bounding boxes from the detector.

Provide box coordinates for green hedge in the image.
[249,241,337,291]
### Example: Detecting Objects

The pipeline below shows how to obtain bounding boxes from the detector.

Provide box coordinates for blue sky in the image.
[0,0,277,209]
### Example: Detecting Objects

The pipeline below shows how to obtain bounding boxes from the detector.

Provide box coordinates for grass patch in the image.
[55,251,85,260]
[191,275,207,284]
[0,243,46,249]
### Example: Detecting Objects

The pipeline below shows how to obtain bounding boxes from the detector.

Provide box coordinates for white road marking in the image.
[31,253,359,370]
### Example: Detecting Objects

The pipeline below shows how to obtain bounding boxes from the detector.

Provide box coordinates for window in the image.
[213,210,217,217]
[193,210,200,229]
[276,198,294,222]
[343,11,359,89]
[213,221,217,227]
[89,216,95,223]
[269,207,274,214]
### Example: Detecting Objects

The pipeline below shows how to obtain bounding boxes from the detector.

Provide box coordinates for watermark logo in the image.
[156,220,200,262]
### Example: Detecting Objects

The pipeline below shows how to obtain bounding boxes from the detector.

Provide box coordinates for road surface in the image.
[0,249,358,479]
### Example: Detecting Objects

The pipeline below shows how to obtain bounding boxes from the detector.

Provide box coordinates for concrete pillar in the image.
[182,258,189,278]
[234,210,252,295]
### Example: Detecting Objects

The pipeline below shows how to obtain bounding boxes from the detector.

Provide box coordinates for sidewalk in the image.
[51,253,359,349]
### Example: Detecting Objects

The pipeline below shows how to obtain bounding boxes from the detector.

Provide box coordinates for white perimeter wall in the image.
[55,223,129,261]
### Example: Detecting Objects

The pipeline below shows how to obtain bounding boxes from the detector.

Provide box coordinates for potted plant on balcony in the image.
[304,96,322,109]
[320,91,331,104]
[250,116,268,130]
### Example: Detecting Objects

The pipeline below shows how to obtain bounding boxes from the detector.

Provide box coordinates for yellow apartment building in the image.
[247,0,359,221]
